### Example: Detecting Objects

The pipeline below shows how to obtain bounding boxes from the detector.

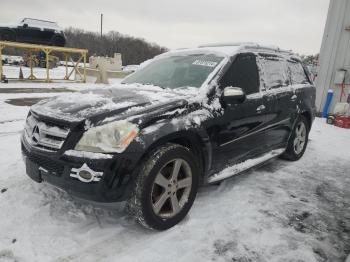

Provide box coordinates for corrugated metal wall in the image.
[315,0,350,112]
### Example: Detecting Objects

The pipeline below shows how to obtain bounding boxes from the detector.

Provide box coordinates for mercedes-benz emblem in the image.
[32,125,40,144]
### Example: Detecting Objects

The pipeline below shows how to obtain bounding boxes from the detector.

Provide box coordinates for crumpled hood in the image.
[30,85,191,124]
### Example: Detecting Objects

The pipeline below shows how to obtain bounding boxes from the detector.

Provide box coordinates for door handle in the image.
[291,94,297,101]
[256,105,266,113]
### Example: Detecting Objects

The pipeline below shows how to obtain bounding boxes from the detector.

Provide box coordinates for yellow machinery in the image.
[0,41,88,82]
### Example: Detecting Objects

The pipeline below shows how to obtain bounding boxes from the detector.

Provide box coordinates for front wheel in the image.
[126,143,199,230]
[281,115,309,161]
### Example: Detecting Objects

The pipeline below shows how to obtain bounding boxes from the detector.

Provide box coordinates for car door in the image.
[257,54,294,149]
[206,53,270,173]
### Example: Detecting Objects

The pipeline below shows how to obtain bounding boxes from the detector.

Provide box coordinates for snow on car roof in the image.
[200,42,290,51]
[158,42,296,59]
[19,18,62,31]
[156,46,241,59]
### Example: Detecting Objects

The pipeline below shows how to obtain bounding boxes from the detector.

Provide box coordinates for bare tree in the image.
[64,28,168,65]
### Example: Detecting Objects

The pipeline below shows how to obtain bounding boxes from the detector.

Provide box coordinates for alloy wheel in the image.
[293,122,306,154]
[151,158,192,218]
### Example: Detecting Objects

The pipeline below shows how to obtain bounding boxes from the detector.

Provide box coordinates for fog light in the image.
[70,163,103,183]
[78,170,93,181]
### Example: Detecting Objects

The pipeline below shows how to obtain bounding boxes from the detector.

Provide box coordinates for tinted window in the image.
[220,54,259,95]
[259,56,290,90]
[288,61,310,84]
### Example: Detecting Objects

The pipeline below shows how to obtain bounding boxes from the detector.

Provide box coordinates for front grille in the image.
[22,144,65,175]
[24,114,70,152]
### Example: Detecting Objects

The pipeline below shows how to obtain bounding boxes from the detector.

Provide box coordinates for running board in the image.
[208,148,286,183]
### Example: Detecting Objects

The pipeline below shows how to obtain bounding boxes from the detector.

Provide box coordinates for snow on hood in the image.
[30,84,198,123]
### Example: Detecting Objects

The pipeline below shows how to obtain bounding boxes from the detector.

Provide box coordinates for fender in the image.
[285,84,316,145]
[126,115,213,182]
[293,84,316,127]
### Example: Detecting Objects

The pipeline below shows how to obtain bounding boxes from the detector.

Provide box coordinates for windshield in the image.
[122,54,224,89]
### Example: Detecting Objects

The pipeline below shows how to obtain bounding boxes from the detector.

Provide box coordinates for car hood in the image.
[30,85,192,125]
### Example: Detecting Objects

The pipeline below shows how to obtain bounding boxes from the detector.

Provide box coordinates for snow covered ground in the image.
[0,82,349,262]
[2,65,126,85]
[3,65,69,80]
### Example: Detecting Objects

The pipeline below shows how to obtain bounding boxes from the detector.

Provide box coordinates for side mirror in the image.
[222,87,246,104]
[23,23,28,28]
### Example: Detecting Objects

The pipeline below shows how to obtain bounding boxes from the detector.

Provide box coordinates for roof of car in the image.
[161,42,296,59]
[20,18,62,30]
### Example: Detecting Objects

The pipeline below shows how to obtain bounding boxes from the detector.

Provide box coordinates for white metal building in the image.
[315,0,350,112]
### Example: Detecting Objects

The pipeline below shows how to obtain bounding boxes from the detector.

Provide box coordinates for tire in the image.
[126,143,199,230]
[281,115,309,161]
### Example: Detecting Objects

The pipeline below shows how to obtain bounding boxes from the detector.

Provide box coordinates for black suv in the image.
[22,43,316,230]
[0,18,66,46]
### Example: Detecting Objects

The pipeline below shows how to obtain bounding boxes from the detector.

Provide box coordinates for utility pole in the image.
[100,13,103,38]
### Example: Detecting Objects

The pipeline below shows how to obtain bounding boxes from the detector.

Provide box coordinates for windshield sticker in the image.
[192,60,218,67]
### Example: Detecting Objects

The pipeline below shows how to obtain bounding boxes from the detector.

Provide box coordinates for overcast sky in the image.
[0,0,330,55]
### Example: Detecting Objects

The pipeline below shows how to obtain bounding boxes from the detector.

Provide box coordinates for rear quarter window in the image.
[288,61,310,85]
[258,55,290,90]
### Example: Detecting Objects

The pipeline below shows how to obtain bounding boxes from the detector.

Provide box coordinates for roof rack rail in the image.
[22,18,57,24]
[199,42,250,48]
[198,42,292,54]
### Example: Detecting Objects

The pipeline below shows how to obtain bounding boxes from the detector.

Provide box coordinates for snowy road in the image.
[0,86,349,262]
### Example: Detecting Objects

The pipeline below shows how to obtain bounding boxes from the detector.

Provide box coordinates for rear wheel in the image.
[281,115,309,161]
[126,143,199,230]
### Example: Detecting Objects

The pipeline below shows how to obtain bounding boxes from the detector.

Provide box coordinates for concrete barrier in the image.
[76,67,131,84]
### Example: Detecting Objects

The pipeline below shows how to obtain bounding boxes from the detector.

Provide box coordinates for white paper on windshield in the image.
[192,60,218,67]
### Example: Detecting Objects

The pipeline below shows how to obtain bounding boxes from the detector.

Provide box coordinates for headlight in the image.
[75,121,139,153]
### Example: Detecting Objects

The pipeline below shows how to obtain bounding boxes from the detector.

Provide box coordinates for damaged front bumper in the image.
[21,135,137,203]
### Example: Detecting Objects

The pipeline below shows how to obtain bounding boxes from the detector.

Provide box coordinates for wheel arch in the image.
[300,110,313,130]
[135,129,212,184]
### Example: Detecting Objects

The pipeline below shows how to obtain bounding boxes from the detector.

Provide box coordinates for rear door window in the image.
[258,55,290,90]
[288,61,310,85]
[220,54,260,95]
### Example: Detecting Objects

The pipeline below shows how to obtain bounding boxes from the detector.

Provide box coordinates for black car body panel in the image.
[21,44,316,203]
[0,18,66,46]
